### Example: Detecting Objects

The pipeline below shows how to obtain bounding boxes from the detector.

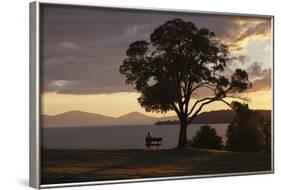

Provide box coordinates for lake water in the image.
[42,124,229,150]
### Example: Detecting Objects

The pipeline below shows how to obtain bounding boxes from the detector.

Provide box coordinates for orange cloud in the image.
[220,17,272,53]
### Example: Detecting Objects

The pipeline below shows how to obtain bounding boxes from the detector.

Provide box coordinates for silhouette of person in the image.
[145,132,152,150]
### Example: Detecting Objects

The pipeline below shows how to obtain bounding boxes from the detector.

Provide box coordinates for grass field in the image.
[41,148,272,184]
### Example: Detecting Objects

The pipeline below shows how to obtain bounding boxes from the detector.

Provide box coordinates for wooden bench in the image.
[145,137,163,149]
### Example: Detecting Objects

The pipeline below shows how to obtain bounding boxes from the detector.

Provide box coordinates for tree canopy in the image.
[226,102,270,152]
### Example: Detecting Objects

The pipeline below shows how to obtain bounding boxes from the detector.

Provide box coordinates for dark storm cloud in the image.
[41,4,271,94]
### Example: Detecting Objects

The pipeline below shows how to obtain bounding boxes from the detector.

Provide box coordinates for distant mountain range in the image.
[42,111,158,127]
[42,109,271,127]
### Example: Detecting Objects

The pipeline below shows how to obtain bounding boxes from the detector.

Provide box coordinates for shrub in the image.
[192,125,223,150]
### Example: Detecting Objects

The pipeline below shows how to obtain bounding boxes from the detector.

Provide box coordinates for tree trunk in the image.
[177,119,188,149]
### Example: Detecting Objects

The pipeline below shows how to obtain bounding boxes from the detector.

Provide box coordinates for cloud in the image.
[234,21,271,43]
[45,81,133,94]
[228,55,249,65]
[40,4,272,95]
[250,69,271,92]
[42,55,135,94]
[218,18,272,53]
[247,62,269,78]
[246,62,271,92]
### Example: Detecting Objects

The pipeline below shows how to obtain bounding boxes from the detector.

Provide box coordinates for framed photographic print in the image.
[29,1,274,188]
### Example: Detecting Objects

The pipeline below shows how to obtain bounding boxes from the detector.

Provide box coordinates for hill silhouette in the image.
[117,111,157,124]
[42,111,116,127]
[42,110,271,127]
[43,111,158,127]
[155,110,271,125]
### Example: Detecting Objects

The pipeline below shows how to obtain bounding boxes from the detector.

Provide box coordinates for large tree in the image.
[226,102,270,152]
[120,18,251,148]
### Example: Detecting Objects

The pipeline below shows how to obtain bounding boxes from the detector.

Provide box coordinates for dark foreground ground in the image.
[41,148,272,184]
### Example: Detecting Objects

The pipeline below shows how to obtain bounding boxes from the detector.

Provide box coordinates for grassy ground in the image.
[41,148,271,184]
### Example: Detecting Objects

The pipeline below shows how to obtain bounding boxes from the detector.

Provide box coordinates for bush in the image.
[192,125,223,150]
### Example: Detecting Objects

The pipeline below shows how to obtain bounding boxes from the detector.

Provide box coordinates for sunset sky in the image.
[40,4,273,117]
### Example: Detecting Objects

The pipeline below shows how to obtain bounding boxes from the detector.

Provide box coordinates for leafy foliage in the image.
[192,125,223,150]
[225,102,271,152]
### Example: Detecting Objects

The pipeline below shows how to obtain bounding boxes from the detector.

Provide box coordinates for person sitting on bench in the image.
[145,132,162,150]
[145,132,152,149]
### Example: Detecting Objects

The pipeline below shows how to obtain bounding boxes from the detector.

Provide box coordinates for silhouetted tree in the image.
[225,102,266,152]
[192,125,223,150]
[120,18,251,148]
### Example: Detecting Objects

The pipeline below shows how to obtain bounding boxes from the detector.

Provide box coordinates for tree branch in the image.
[172,103,181,119]
[187,97,215,116]
[187,98,218,125]
[220,99,232,108]
[187,88,248,125]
